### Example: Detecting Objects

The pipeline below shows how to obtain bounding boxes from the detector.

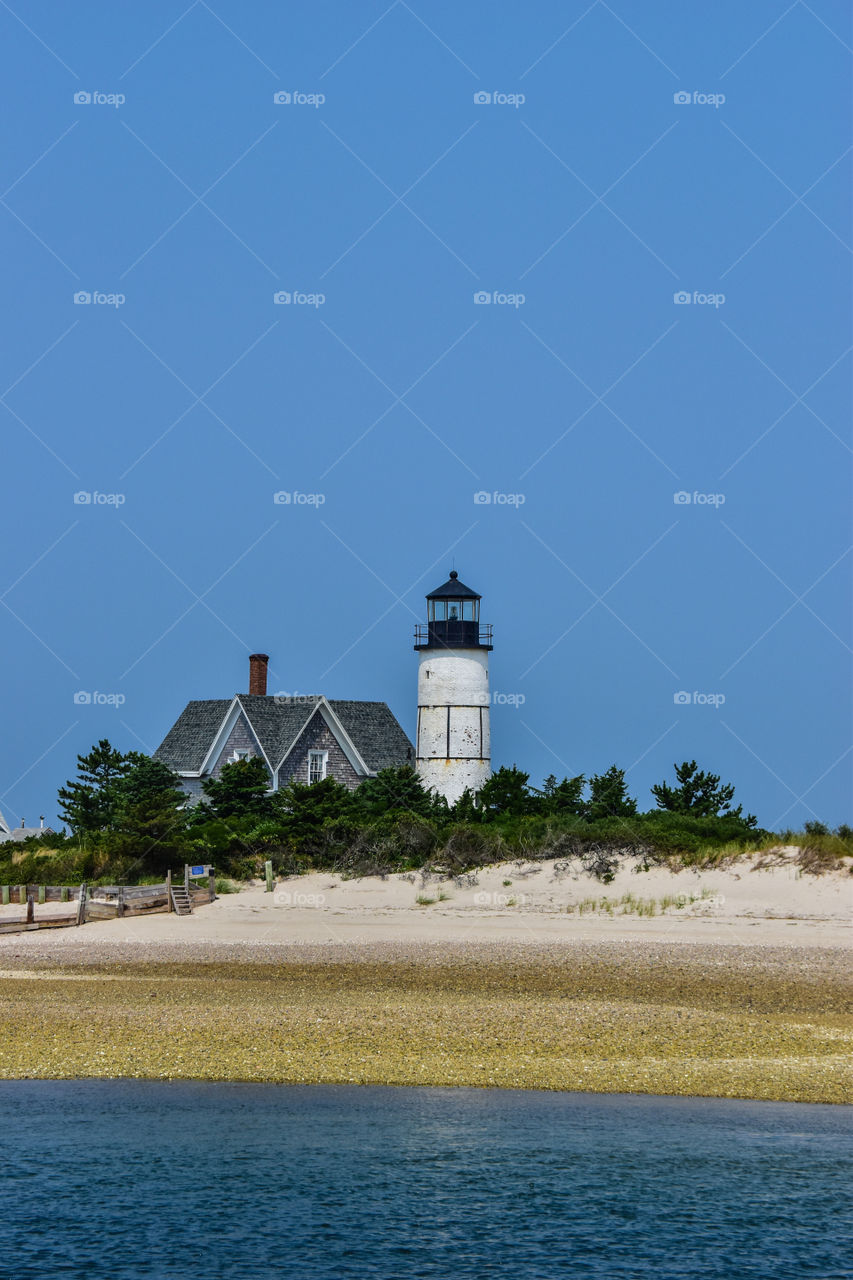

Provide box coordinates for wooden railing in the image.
[0,869,216,934]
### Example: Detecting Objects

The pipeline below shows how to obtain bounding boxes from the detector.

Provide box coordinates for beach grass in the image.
[0,943,849,1103]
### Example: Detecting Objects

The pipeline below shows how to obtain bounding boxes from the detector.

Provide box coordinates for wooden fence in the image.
[0,869,216,934]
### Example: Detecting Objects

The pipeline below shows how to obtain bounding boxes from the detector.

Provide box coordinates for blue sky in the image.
[0,0,850,830]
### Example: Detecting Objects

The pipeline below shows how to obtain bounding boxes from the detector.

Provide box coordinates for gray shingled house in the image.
[154,654,414,803]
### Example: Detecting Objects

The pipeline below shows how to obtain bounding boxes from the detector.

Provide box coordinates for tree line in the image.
[0,741,790,882]
[3,742,846,885]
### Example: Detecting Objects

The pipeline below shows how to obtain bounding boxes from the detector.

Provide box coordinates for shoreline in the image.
[1,858,849,1105]
[0,1075,847,1108]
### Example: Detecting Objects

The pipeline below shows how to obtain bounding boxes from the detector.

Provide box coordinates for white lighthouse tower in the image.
[414,570,492,805]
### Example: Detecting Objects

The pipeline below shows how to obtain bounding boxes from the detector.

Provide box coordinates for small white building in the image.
[414,570,493,805]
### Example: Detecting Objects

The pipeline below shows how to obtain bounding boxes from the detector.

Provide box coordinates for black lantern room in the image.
[414,571,493,650]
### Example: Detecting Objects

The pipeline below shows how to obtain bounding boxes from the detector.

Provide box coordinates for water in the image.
[1,1082,850,1279]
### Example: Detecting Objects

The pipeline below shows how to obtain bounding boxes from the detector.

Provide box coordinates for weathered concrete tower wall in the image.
[416,648,491,804]
[414,570,493,806]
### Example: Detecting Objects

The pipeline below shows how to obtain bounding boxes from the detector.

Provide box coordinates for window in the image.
[428,599,478,621]
[231,749,250,763]
[308,750,328,784]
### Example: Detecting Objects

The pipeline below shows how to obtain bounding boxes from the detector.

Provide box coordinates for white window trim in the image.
[308,749,328,783]
[230,749,251,763]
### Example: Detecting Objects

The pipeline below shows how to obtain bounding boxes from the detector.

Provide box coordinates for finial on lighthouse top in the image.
[425,570,480,600]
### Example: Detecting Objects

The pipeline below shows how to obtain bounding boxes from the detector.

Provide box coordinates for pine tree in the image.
[274,775,355,836]
[57,740,135,835]
[451,787,480,823]
[478,765,535,819]
[539,773,586,816]
[587,765,636,820]
[355,766,433,817]
[651,760,746,819]
[111,757,189,872]
[202,757,272,819]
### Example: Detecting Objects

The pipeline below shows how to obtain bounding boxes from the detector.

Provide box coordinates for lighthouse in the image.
[414,570,493,805]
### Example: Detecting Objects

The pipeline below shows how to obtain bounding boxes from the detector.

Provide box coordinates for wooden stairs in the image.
[170,886,193,916]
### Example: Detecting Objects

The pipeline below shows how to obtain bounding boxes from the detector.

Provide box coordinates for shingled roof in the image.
[154,700,233,773]
[154,695,413,776]
[325,700,415,772]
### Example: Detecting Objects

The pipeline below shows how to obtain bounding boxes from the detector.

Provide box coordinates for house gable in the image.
[208,712,272,783]
[196,698,271,779]
[276,707,363,790]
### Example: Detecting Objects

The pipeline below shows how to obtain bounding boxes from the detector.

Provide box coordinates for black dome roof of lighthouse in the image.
[426,570,481,600]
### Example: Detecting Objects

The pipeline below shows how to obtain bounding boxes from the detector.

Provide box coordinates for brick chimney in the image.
[248,653,269,696]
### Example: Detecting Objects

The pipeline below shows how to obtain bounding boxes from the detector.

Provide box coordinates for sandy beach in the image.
[0,853,849,1102]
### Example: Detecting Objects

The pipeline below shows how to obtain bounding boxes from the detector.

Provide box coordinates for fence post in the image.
[17,885,25,906]
[166,869,172,912]
[26,893,34,924]
[265,860,273,893]
[208,868,216,903]
[76,883,87,927]
[184,864,190,895]
[1,885,8,905]
[61,886,69,903]
[117,886,124,918]
[38,885,46,904]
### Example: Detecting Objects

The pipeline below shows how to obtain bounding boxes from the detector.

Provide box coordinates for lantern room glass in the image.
[428,598,479,622]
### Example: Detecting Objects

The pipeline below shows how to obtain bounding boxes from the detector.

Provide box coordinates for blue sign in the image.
[189,865,207,877]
